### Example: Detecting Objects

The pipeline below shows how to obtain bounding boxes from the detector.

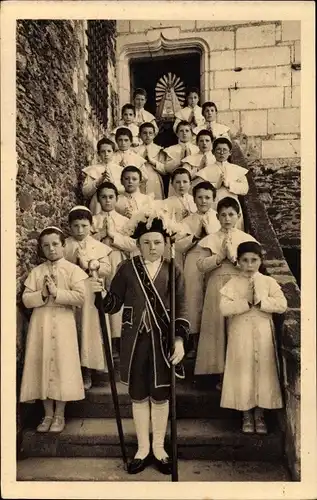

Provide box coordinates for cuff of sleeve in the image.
[175,318,190,344]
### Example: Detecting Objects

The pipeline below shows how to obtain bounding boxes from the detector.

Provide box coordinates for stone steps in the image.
[17,457,290,482]
[21,417,284,462]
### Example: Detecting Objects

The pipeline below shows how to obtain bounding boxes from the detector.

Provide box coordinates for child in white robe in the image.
[20,227,87,434]
[220,241,287,434]
[112,127,148,193]
[82,138,124,215]
[91,182,137,355]
[193,136,249,230]
[181,129,216,183]
[164,121,199,196]
[175,181,220,358]
[111,104,140,147]
[162,168,197,223]
[115,166,155,219]
[64,206,112,390]
[133,87,159,135]
[195,197,257,386]
[193,101,231,139]
[136,122,166,199]
[173,87,205,136]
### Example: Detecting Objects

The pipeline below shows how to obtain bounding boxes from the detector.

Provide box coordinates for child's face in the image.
[140,127,155,145]
[203,106,217,122]
[217,206,240,230]
[138,232,165,262]
[134,94,146,109]
[121,171,140,193]
[99,144,114,163]
[177,125,192,143]
[238,252,261,276]
[172,173,191,196]
[187,92,199,107]
[70,219,91,241]
[122,109,135,125]
[214,143,231,162]
[197,135,213,153]
[194,188,214,213]
[41,233,64,261]
[99,188,117,212]
[117,135,132,151]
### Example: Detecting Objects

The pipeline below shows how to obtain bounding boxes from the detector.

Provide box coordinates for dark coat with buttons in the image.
[102,256,190,388]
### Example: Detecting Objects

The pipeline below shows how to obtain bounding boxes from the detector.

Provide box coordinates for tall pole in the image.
[88,260,128,470]
[169,238,178,482]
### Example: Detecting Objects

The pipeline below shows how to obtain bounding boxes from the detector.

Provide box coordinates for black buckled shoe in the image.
[127,454,152,474]
[154,455,173,475]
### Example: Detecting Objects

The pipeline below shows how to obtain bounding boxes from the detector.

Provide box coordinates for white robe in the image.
[115,190,155,218]
[112,149,148,192]
[220,272,287,410]
[135,109,159,135]
[92,210,137,339]
[175,210,221,333]
[64,236,112,371]
[173,105,205,134]
[181,151,216,183]
[193,121,230,139]
[20,258,87,402]
[135,143,166,199]
[194,228,257,375]
[82,163,124,215]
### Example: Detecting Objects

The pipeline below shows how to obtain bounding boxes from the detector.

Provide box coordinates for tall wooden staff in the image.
[88,260,128,470]
[169,236,178,482]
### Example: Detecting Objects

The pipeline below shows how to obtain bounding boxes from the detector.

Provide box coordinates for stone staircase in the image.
[18,360,290,481]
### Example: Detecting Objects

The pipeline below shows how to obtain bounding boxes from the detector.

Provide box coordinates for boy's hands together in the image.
[169,338,185,365]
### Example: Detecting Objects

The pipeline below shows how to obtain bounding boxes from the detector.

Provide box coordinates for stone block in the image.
[282,21,301,41]
[241,110,268,135]
[294,40,301,63]
[208,89,230,110]
[116,20,130,33]
[215,67,276,89]
[129,20,195,33]
[236,23,276,49]
[230,87,284,110]
[209,50,235,70]
[292,70,301,86]
[236,46,291,69]
[275,66,292,87]
[262,139,301,159]
[284,87,292,107]
[292,85,300,107]
[268,108,300,134]
[217,111,240,135]
[203,30,234,51]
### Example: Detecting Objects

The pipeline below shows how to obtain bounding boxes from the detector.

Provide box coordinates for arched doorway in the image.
[130,52,201,147]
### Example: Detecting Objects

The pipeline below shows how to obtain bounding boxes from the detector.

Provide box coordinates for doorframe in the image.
[116,28,210,111]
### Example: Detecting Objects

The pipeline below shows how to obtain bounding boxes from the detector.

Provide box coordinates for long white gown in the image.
[220,272,287,411]
[20,258,87,402]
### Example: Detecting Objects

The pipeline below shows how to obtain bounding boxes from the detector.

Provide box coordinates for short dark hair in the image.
[38,227,65,259]
[97,137,116,154]
[115,127,133,142]
[202,101,218,115]
[121,165,142,183]
[217,196,240,215]
[196,129,215,144]
[213,136,232,152]
[186,87,200,100]
[171,167,192,183]
[133,88,147,99]
[237,241,263,260]
[193,181,217,200]
[121,103,135,116]
[176,120,192,134]
[68,208,93,225]
[139,122,155,134]
[97,181,119,201]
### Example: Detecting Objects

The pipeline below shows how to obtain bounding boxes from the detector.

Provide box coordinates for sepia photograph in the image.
[1,2,316,499]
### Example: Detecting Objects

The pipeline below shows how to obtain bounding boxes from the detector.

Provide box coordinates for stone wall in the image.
[16,20,117,427]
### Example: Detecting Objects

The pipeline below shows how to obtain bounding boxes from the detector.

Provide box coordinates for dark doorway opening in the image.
[130,52,201,147]
[282,247,301,288]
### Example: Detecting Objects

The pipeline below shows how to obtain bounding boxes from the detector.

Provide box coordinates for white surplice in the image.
[135,143,166,199]
[82,163,124,215]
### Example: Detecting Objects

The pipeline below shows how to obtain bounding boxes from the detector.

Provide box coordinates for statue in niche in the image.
[155,73,185,120]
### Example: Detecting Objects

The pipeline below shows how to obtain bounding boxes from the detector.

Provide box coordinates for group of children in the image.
[19,87,288,476]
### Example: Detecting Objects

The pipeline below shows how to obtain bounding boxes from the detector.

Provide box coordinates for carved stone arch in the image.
[116,28,211,109]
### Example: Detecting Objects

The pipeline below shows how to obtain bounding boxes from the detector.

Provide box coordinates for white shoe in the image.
[36,416,53,433]
[49,416,65,433]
